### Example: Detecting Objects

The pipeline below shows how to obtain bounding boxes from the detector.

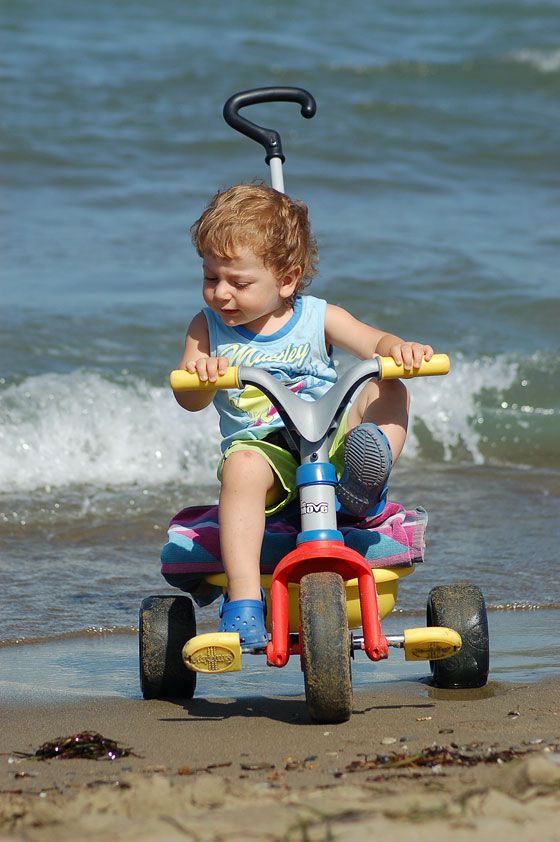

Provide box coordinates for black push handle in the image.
[223,87,316,164]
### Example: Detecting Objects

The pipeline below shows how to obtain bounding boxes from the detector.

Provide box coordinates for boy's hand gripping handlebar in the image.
[170,367,242,391]
[375,353,450,380]
[170,354,450,449]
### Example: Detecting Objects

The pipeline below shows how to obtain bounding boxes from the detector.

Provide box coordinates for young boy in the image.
[174,184,433,646]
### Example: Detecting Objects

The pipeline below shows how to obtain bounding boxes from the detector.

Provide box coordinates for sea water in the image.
[1,0,559,699]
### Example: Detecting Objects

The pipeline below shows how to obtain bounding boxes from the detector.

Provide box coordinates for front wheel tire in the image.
[299,572,353,723]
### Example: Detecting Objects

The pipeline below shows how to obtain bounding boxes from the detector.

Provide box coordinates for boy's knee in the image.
[221,448,272,484]
[372,379,410,418]
[357,377,407,409]
[348,377,409,429]
[224,448,265,468]
[380,378,408,402]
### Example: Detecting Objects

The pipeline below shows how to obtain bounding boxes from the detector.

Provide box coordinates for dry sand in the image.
[1,676,559,841]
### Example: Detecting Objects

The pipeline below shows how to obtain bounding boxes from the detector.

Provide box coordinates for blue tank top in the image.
[204,295,337,451]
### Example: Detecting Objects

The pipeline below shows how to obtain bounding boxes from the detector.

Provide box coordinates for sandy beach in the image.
[1,675,559,841]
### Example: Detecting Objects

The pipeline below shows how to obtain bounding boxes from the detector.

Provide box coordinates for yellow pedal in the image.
[403,627,462,661]
[182,633,242,673]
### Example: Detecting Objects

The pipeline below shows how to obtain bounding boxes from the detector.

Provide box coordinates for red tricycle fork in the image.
[265,539,388,667]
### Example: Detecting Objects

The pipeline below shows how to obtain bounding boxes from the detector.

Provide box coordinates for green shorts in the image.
[217,410,349,516]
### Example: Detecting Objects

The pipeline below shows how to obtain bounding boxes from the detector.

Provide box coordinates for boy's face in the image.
[202,249,299,335]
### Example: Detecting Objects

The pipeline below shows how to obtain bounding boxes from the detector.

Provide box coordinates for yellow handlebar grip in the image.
[170,367,240,391]
[378,353,450,380]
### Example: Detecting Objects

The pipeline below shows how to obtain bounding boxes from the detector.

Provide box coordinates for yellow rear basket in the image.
[206,565,414,633]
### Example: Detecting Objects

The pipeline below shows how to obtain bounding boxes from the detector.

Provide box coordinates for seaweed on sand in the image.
[13,731,139,761]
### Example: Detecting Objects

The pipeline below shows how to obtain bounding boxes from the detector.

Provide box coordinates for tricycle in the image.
[139,88,489,722]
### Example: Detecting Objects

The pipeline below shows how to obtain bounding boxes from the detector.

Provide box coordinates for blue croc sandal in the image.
[218,588,268,648]
[337,423,393,517]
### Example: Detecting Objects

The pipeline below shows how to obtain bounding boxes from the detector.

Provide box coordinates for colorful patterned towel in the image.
[161,502,427,598]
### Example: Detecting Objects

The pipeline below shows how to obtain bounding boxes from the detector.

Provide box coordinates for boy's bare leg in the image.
[218,449,281,602]
[346,379,409,462]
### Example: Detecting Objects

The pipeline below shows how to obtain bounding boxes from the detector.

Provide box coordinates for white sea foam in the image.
[404,354,518,464]
[510,48,560,73]
[0,371,220,493]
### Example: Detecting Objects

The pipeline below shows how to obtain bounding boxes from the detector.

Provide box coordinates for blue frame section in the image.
[296,462,338,487]
[297,528,343,545]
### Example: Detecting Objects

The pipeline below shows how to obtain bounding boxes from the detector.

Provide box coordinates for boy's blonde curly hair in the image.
[191,183,318,301]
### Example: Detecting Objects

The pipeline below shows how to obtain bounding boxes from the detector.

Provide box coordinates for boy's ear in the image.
[279,265,302,298]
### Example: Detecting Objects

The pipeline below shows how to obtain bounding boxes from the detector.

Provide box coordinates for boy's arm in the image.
[324,304,433,370]
[173,311,229,411]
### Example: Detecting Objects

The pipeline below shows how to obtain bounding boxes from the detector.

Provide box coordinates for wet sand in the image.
[1,676,559,841]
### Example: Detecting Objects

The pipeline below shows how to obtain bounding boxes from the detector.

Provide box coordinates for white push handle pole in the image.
[269,157,285,193]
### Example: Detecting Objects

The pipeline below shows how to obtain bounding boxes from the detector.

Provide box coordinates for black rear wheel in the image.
[299,572,352,723]
[427,583,489,689]
[139,595,197,699]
